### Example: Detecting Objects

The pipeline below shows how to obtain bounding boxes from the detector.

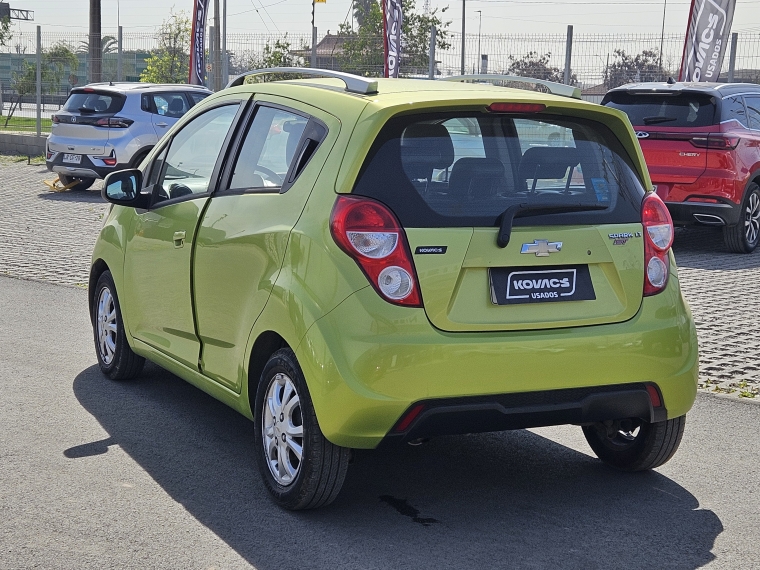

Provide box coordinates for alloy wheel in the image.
[96,287,117,365]
[745,191,760,246]
[262,372,304,486]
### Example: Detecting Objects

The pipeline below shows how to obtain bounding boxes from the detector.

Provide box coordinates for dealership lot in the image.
[1,158,757,393]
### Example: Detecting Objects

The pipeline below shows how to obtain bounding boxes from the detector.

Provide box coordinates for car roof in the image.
[75,82,212,95]
[605,81,760,98]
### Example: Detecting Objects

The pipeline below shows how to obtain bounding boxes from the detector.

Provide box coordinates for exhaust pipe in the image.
[693,213,725,226]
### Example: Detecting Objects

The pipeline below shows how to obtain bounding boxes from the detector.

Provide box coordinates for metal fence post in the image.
[209,26,216,90]
[429,25,436,79]
[117,26,123,82]
[311,27,317,68]
[36,25,42,138]
[564,25,573,85]
[728,32,738,83]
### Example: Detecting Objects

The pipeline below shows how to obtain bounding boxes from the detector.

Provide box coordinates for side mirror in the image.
[102,169,150,208]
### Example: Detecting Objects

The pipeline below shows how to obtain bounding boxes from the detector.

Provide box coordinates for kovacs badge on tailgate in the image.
[489,265,596,305]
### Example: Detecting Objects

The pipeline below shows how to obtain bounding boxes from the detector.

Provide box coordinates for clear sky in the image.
[6,0,760,38]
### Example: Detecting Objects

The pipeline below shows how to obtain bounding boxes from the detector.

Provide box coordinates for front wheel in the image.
[724,182,760,253]
[59,174,95,191]
[582,415,685,471]
[253,348,350,510]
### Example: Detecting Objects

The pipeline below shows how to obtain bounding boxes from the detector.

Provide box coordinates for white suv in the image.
[46,82,211,190]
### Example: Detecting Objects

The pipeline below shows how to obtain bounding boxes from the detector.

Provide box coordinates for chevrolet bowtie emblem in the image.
[520,239,563,256]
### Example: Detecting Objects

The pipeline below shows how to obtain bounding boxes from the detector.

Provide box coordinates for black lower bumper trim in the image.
[379,383,665,447]
[666,200,740,227]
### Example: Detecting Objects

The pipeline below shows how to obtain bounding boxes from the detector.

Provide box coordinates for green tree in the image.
[1,15,11,47]
[605,49,669,88]
[507,51,576,85]
[4,42,79,127]
[232,36,308,83]
[140,10,190,84]
[337,0,449,77]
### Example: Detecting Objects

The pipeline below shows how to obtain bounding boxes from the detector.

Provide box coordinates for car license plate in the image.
[489,265,596,305]
[63,154,82,164]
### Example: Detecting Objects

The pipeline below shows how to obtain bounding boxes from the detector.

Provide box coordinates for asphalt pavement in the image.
[1,275,759,569]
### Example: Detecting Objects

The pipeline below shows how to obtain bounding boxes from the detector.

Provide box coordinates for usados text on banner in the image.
[382,0,403,78]
[679,0,736,82]
[189,0,210,85]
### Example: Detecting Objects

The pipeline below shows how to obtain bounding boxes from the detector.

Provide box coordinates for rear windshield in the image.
[63,90,126,114]
[603,92,716,128]
[352,112,645,228]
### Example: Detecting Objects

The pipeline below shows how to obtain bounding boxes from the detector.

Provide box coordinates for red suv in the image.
[603,82,760,253]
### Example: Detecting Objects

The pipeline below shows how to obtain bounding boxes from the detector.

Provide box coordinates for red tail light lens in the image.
[52,115,60,124]
[487,103,546,114]
[641,193,674,296]
[330,195,422,307]
[95,117,134,128]
[690,134,740,150]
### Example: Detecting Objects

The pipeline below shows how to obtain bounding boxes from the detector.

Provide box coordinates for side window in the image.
[152,93,190,118]
[229,106,308,191]
[722,95,748,127]
[746,96,760,130]
[151,104,238,203]
[188,92,209,107]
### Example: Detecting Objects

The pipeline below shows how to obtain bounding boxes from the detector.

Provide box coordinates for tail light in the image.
[641,193,674,296]
[95,117,134,128]
[94,151,117,166]
[52,115,60,124]
[690,134,740,149]
[330,195,422,307]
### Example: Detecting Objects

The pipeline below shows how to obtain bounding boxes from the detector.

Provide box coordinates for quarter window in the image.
[229,106,308,190]
[151,104,238,203]
[746,96,760,130]
[722,95,748,127]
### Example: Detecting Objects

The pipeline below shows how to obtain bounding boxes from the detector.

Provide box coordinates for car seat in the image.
[518,146,580,192]
[449,157,508,199]
[400,123,455,184]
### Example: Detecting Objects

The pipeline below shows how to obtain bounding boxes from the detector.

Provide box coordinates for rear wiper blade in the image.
[497,203,609,248]
[642,116,677,124]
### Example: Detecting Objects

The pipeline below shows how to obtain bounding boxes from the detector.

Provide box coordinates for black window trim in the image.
[216,100,328,197]
[141,98,251,210]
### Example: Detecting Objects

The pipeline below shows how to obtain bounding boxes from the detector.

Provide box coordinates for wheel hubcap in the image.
[96,287,117,365]
[745,192,760,245]
[262,373,303,486]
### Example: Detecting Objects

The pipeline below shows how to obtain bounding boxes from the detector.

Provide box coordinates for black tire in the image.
[253,348,350,510]
[92,271,144,381]
[582,415,686,471]
[724,182,760,253]
[59,174,95,191]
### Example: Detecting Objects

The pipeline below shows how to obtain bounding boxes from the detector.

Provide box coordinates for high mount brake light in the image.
[487,103,546,114]
[690,135,740,150]
[330,195,422,307]
[641,193,674,296]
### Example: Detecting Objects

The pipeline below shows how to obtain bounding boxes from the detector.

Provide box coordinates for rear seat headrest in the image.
[400,123,455,180]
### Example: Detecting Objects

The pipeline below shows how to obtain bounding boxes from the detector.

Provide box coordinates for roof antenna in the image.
[667,77,676,84]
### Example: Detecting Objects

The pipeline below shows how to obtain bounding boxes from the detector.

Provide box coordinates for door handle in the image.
[173,230,186,248]
[156,122,169,128]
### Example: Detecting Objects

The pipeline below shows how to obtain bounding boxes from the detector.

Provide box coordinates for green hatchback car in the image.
[90,69,698,510]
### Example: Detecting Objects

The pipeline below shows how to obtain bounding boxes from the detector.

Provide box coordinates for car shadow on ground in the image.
[37,188,104,204]
[70,363,722,570]
[673,227,760,270]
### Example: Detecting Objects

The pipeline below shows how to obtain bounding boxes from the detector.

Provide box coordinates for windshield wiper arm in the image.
[642,116,677,124]
[497,203,609,248]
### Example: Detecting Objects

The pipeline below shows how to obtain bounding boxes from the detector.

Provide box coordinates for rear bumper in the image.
[378,383,666,448]
[666,199,741,227]
[46,151,130,180]
[296,263,698,449]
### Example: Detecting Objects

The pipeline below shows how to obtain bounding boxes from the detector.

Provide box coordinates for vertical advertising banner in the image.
[189,0,210,85]
[679,0,736,82]
[382,0,403,78]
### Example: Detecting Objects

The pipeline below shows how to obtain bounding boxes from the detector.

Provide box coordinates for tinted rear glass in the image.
[603,92,716,127]
[352,112,645,228]
[63,90,126,114]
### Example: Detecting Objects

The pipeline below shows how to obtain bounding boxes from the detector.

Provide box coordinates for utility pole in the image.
[89,0,102,83]
[460,0,465,75]
[311,0,317,68]
[213,0,221,91]
[658,0,667,72]
[476,10,482,73]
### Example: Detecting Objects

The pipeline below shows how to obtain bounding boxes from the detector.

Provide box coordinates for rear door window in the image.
[352,112,645,228]
[746,96,760,130]
[188,92,210,107]
[603,92,717,127]
[152,93,191,118]
[63,90,126,114]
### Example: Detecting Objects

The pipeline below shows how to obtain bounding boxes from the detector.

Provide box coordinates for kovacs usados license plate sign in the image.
[489,265,596,305]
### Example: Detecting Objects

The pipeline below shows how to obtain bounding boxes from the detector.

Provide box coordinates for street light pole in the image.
[659,0,667,72]
[476,10,482,73]
[460,0,465,75]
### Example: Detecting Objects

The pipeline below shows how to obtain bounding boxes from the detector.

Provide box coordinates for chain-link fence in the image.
[2,26,760,134]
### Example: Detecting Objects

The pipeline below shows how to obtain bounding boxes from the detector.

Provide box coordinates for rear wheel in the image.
[253,348,350,510]
[582,415,685,471]
[724,182,760,253]
[58,174,95,191]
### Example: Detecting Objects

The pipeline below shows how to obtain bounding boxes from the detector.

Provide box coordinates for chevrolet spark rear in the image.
[298,84,697,471]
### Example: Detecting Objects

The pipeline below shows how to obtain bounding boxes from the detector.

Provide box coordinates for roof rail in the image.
[441,74,582,100]
[226,67,379,95]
